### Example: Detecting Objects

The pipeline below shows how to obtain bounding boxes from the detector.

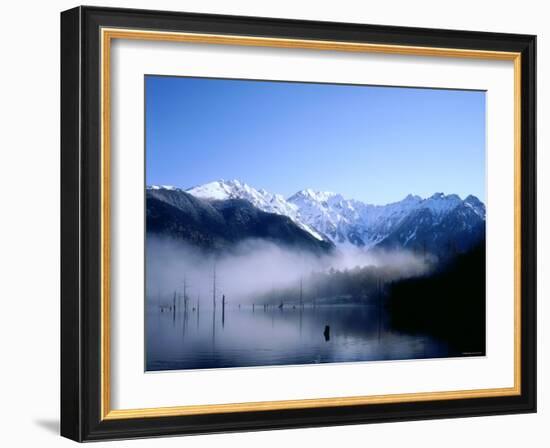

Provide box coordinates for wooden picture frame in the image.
[61,5,536,442]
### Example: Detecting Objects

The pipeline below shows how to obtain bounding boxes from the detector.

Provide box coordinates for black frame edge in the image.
[61,6,83,442]
[519,34,537,415]
[60,5,537,442]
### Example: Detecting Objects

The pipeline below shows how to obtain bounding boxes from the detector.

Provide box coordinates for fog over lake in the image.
[145,235,456,371]
[146,235,432,307]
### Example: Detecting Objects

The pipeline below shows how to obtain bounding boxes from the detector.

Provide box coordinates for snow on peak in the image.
[404,193,422,202]
[148,185,179,191]
[186,180,242,200]
[155,180,485,249]
[464,194,486,219]
[465,194,484,207]
[289,188,338,203]
[186,180,325,241]
[288,190,484,248]
[422,192,463,216]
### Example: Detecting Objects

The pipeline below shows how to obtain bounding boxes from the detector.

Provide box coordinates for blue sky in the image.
[145,75,485,204]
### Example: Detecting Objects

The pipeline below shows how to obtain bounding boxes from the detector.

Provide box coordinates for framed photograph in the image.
[61,6,536,442]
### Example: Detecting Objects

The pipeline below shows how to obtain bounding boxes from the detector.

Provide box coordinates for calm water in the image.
[146,301,454,371]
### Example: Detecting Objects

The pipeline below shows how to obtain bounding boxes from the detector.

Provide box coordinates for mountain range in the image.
[146,186,334,254]
[147,180,486,257]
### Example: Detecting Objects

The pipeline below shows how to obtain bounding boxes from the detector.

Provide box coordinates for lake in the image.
[146,301,456,371]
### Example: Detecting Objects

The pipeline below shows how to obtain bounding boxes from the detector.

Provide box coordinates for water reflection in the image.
[146,297,452,370]
[146,300,454,371]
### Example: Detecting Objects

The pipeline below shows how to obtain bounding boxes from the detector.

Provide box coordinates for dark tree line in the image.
[386,242,486,355]
[254,262,423,306]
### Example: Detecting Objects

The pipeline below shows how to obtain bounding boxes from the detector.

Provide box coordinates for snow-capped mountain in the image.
[186,180,325,241]
[288,189,485,249]
[146,187,333,254]
[148,180,485,255]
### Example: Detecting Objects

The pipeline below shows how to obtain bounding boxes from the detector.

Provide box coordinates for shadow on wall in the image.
[33,419,59,435]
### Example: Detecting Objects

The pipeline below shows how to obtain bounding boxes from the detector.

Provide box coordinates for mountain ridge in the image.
[147,180,485,255]
[146,188,334,254]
